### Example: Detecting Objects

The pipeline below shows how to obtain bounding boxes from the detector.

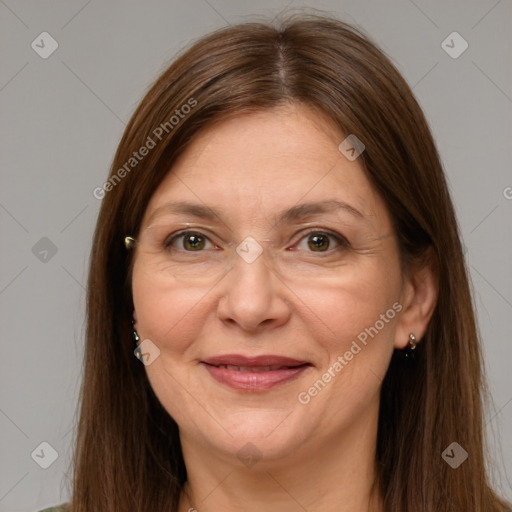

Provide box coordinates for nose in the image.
[216,249,291,332]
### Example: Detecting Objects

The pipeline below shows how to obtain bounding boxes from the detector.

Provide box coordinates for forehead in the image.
[142,104,391,229]
[169,105,349,184]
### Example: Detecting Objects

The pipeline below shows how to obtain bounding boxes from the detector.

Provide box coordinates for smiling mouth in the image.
[201,361,312,391]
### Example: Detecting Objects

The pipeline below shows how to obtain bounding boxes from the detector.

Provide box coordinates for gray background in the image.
[0,1,511,510]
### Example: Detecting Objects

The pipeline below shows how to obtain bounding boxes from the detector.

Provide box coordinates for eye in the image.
[295,230,348,253]
[164,230,215,252]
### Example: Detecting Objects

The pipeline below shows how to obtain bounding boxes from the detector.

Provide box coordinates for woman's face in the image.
[132,104,410,466]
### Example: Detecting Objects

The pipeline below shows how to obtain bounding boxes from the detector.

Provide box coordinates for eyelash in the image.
[163,229,349,254]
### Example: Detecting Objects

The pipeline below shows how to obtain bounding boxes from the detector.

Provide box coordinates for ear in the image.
[132,310,137,324]
[394,248,438,349]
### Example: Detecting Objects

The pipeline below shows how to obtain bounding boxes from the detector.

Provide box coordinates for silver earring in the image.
[132,320,140,349]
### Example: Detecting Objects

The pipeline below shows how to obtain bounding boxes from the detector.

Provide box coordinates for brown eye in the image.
[165,231,213,252]
[295,230,348,254]
[182,233,206,251]
[307,233,331,251]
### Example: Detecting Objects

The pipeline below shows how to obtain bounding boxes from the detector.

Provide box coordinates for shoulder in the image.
[38,504,70,512]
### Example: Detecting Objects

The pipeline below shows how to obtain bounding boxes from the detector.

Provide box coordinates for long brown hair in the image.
[69,14,510,512]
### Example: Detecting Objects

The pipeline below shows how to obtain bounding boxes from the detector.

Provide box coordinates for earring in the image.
[125,236,135,249]
[402,332,418,361]
[132,320,140,349]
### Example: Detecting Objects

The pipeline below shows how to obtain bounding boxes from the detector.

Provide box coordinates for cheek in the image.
[131,262,214,424]
[131,260,210,352]
[293,255,402,406]
[292,276,400,431]
[296,258,401,341]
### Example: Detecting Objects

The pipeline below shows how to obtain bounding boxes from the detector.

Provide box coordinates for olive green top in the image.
[38,504,70,512]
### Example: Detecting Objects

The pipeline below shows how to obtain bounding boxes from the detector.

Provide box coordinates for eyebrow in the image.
[147,199,365,226]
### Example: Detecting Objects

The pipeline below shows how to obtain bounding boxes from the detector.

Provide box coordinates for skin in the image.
[131,104,438,512]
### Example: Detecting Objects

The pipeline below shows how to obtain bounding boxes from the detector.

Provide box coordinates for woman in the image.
[41,14,510,512]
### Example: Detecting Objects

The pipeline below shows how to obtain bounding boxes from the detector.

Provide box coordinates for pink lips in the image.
[201,354,312,392]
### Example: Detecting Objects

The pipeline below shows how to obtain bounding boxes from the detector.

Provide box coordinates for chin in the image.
[192,407,319,465]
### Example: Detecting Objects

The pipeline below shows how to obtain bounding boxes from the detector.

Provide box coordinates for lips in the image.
[215,364,297,372]
[201,354,312,391]
[202,354,309,368]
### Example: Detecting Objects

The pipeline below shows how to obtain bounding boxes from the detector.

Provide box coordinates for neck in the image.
[178,402,383,512]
